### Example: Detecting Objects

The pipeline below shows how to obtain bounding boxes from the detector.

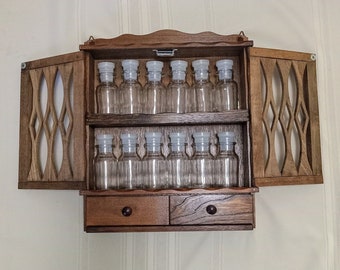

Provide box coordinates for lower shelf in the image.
[85,224,255,233]
[82,188,257,232]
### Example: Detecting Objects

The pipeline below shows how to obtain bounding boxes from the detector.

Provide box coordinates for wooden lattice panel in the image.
[249,48,323,186]
[27,65,74,181]
[19,52,87,189]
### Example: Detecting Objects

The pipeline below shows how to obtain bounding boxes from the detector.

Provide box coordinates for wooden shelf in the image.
[85,224,255,233]
[80,187,259,196]
[86,111,249,127]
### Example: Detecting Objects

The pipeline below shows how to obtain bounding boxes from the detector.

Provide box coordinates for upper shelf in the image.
[86,111,249,127]
[79,30,253,59]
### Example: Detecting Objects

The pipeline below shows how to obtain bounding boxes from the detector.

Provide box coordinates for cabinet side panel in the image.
[248,48,323,186]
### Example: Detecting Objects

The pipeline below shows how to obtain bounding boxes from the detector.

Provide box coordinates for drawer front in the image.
[86,196,169,226]
[170,194,254,225]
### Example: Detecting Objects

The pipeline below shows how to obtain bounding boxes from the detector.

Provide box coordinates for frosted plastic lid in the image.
[145,132,162,138]
[193,132,210,138]
[96,134,113,145]
[169,132,186,138]
[216,59,233,70]
[98,62,115,73]
[146,61,163,72]
[169,132,186,143]
[122,59,139,70]
[193,132,210,145]
[192,59,209,70]
[217,131,235,142]
[98,62,115,82]
[145,132,162,144]
[170,60,188,71]
[120,133,137,144]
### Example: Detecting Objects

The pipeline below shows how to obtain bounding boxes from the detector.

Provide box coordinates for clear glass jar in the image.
[118,133,142,189]
[96,62,119,114]
[190,132,214,187]
[168,132,190,188]
[215,59,238,111]
[94,134,117,189]
[215,131,239,187]
[143,61,166,114]
[167,60,195,113]
[119,60,142,114]
[192,59,214,112]
[142,132,167,189]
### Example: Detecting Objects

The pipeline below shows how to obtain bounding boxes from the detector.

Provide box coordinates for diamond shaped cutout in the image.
[29,112,40,139]
[296,103,309,133]
[281,104,293,130]
[265,101,278,131]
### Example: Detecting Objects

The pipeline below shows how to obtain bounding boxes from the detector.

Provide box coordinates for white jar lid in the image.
[169,132,186,138]
[145,132,162,144]
[98,62,115,73]
[122,59,139,70]
[170,60,188,71]
[145,132,162,138]
[146,61,163,72]
[192,59,209,70]
[169,132,186,143]
[193,132,210,143]
[96,134,113,145]
[193,131,210,137]
[216,59,233,70]
[120,133,137,143]
[217,131,235,142]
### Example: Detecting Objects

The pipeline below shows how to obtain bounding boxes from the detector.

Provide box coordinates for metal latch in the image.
[153,49,178,57]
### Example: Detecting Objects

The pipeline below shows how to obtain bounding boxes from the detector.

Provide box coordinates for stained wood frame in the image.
[248,47,323,186]
[18,52,89,189]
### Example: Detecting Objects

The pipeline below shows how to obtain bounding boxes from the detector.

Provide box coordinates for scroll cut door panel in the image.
[248,48,323,186]
[19,52,88,189]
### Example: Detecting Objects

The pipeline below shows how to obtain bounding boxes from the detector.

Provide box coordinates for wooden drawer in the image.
[170,194,254,225]
[85,196,169,226]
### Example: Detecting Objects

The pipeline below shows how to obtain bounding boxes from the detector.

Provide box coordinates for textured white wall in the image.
[0,0,338,269]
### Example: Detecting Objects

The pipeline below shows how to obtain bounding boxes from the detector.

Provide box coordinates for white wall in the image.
[0,0,338,269]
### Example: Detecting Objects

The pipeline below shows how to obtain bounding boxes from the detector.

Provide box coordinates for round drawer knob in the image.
[121,206,133,217]
[206,205,217,215]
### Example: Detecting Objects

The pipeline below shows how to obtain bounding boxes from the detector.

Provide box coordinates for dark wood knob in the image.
[121,206,132,217]
[206,205,217,215]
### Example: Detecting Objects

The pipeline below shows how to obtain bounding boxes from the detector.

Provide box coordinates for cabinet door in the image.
[19,52,89,189]
[248,48,323,186]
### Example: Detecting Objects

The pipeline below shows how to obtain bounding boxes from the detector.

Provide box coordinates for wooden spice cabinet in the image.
[18,30,323,232]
